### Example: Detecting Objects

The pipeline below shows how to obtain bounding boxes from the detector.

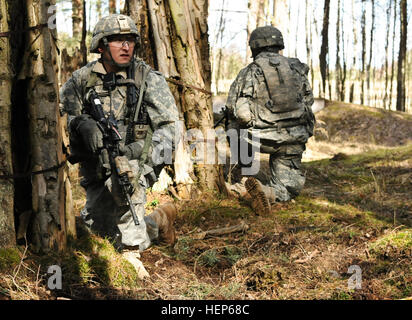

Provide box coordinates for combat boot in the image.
[245,177,271,215]
[148,202,177,245]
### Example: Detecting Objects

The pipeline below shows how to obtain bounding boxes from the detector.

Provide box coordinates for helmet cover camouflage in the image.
[90,14,140,53]
[249,26,285,50]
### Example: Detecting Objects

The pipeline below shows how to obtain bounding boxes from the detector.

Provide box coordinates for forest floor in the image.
[1,101,411,300]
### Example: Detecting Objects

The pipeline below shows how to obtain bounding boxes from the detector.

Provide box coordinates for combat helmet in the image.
[249,26,285,50]
[90,14,140,54]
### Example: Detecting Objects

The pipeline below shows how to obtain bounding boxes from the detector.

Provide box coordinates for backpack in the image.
[253,54,310,129]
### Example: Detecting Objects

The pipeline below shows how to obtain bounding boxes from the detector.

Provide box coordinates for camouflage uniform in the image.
[226,50,314,203]
[60,58,179,250]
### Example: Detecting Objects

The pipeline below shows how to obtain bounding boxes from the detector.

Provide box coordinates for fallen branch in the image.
[191,221,249,240]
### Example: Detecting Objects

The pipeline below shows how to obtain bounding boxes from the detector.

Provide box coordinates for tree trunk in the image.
[109,0,117,14]
[389,0,398,110]
[246,0,266,63]
[0,0,16,248]
[360,0,366,105]
[125,0,156,68]
[214,0,226,94]
[311,2,319,90]
[96,0,102,20]
[167,0,226,193]
[129,0,227,197]
[80,0,87,66]
[272,0,288,32]
[383,0,393,110]
[340,2,347,102]
[18,0,74,252]
[367,0,375,106]
[294,3,300,57]
[305,1,311,80]
[396,0,407,112]
[335,0,341,101]
[319,0,330,98]
[72,0,83,40]
[349,0,358,103]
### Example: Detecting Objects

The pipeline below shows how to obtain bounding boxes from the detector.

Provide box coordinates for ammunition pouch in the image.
[134,124,149,140]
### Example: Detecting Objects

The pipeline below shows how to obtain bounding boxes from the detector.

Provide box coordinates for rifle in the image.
[85,89,140,226]
[214,106,229,129]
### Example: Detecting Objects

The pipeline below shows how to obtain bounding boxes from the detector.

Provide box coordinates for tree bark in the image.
[80,0,87,66]
[305,1,312,85]
[96,0,102,20]
[335,0,342,101]
[167,0,225,193]
[109,0,117,14]
[72,0,83,40]
[367,0,375,106]
[246,0,267,62]
[319,0,330,98]
[349,0,358,103]
[383,0,392,110]
[389,0,398,110]
[360,0,366,105]
[0,0,16,248]
[129,0,227,197]
[272,0,288,32]
[125,0,156,67]
[18,0,74,252]
[340,1,347,102]
[214,0,226,94]
[396,0,407,112]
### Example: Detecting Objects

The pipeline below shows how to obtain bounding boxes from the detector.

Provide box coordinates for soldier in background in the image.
[225,26,315,215]
[60,14,179,276]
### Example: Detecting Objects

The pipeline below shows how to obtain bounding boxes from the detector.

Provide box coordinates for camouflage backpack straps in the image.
[254,54,303,115]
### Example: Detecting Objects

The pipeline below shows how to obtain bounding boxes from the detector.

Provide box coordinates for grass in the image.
[1,102,411,300]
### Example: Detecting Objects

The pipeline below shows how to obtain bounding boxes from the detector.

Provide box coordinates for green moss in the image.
[0,248,21,272]
[173,236,195,261]
[332,290,354,300]
[184,282,215,299]
[369,229,412,256]
[199,249,219,267]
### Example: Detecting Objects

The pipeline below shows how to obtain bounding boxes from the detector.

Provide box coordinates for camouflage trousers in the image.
[80,161,158,251]
[227,146,306,203]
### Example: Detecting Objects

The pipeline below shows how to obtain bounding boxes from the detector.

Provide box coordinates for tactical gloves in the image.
[70,114,103,155]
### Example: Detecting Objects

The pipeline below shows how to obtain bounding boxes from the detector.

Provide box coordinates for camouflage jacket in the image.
[60,58,179,182]
[226,51,315,148]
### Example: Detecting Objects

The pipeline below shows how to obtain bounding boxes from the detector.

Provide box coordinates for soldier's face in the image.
[99,35,136,66]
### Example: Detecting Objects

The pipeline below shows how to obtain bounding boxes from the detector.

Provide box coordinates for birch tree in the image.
[367,0,375,106]
[360,0,366,105]
[349,0,358,103]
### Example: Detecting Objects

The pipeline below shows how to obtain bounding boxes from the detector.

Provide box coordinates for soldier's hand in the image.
[70,114,103,155]
[119,141,143,160]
